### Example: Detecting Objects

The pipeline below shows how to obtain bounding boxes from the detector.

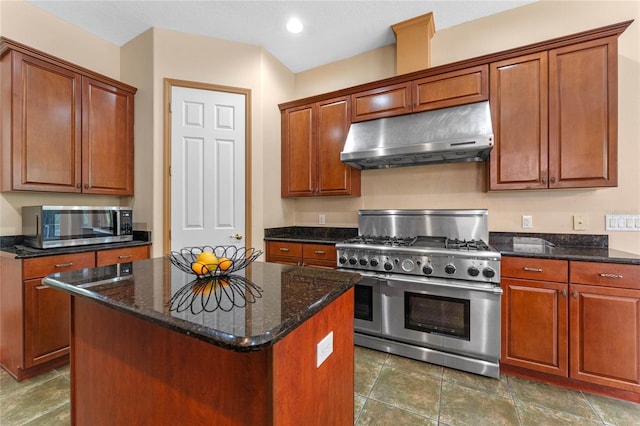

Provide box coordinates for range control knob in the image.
[349,257,358,266]
[370,258,379,267]
[483,267,496,279]
[339,255,348,265]
[359,257,368,266]
[384,262,393,271]
[422,264,434,275]
[401,259,414,272]
[467,266,480,277]
[445,264,456,275]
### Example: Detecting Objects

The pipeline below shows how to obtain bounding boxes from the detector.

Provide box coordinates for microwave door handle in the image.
[35,213,39,240]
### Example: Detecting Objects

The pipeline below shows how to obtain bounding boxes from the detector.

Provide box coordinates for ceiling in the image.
[27,0,535,73]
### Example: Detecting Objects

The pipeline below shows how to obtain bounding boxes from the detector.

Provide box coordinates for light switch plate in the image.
[316,331,333,367]
[605,215,640,231]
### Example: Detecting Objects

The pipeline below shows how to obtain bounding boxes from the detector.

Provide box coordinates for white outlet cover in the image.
[316,331,333,367]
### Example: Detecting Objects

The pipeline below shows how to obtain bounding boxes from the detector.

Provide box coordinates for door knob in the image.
[230,233,243,240]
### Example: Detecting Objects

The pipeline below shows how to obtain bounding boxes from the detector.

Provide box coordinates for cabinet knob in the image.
[76,183,82,189]
[561,289,567,297]
[541,177,547,185]
[84,183,89,189]
[550,177,556,184]
[572,291,579,299]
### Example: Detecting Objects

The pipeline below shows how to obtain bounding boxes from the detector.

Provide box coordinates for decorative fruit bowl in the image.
[169,245,262,277]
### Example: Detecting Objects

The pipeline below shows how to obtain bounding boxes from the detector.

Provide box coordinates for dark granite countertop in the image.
[43,258,361,352]
[490,232,640,265]
[264,226,357,244]
[0,231,152,259]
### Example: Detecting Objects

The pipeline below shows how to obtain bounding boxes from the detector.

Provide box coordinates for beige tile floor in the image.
[2,346,640,425]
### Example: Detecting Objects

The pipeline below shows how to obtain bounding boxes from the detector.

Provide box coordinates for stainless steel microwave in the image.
[22,206,133,249]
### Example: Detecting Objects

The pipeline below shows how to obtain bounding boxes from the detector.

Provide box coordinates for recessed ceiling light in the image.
[286,17,303,34]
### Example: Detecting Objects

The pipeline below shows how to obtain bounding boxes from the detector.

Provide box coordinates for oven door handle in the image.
[384,275,503,295]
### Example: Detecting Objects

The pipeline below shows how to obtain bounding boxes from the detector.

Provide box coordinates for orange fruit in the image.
[192,281,216,296]
[218,257,233,271]
[191,251,218,275]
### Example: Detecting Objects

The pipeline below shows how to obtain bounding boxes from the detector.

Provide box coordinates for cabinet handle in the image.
[561,289,567,297]
[54,262,73,268]
[523,267,543,272]
[76,183,81,189]
[279,248,290,252]
[599,273,623,279]
[572,291,579,299]
[541,177,547,185]
[84,183,89,189]
[314,250,326,255]
[118,254,133,259]
[550,177,556,184]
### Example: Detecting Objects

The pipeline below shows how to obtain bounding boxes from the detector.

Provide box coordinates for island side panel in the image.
[269,288,354,425]
[70,297,270,425]
[0,253,24,380]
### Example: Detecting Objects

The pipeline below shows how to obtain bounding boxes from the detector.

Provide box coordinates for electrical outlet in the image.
[522,215,533,229]
[573,215,587,231]
[318,214,326,225]
[316,331,333,367]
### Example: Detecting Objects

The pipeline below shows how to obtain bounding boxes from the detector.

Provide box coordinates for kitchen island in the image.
[43,258,360,425]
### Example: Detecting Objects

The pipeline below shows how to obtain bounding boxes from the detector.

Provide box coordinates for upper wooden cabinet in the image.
[489,37,619,190]
[0,38,136,195]
[281,96,360,197]
[351,65,488,122]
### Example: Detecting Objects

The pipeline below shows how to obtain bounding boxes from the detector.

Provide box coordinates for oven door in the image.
[381,275,502,361]
[353,274,382,336]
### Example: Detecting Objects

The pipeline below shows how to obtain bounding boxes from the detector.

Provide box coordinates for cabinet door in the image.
[413,65,488,112]
[8,52,82,192]
[281,105,315,197]
[82,77,135,195]
[548,37,618,188]
[24,278,70,368]
[569,284,640,392]
[501,278,568,376]
[351,82,411,122]
[488,52,548,190]
[96,245,150,266]
[316,97,360,196]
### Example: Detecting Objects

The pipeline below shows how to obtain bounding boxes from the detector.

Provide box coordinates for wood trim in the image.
[162,78,252,255]
[277,20,633,111]
[0,37,137,93]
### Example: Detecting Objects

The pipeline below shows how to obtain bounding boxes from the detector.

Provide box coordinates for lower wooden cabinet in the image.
[266,241,337,269]
[0,245,150,381]
[501,256,640,398]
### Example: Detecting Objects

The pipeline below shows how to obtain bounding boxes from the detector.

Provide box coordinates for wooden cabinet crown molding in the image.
[0,37,137,94]
[278,20,633,112]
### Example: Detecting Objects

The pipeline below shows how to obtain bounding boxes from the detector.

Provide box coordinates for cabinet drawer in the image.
[303,244,337,261]
[23,252,96,280]
[413,65,488,112]
[502,256,568,282]
[267,242,303,259]
[351,82,412,122]
[96,245,150,266]
[570,261,640,290]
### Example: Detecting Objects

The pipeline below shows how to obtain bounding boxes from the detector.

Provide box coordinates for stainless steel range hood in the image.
[341,101,494,169]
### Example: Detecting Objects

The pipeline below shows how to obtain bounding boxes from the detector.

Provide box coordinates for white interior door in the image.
[171,86,245,251]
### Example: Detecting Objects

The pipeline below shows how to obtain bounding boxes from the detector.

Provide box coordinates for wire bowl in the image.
[169,245,262,277]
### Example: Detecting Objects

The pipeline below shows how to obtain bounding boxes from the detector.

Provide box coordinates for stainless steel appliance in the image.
[337,209,502,378]
[22,205,133,249]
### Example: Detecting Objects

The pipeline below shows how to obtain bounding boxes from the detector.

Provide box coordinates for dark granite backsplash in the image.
[490,232,608,248]
[264,226,358,244]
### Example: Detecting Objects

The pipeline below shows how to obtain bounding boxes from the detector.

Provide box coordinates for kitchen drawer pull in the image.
[314,250,326,255]
[599,273,623,279]
[279,248,290,252]
[118,254,133,259]
[523,267,543,272]
[54,262,73,268]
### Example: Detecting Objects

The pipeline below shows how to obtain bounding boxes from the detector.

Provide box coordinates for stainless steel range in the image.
[337,209,502,378]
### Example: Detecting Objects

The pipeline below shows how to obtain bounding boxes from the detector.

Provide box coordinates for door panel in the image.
[171,87,246,250]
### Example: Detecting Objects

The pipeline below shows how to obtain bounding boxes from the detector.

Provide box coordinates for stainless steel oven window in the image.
[404,292,471,340]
